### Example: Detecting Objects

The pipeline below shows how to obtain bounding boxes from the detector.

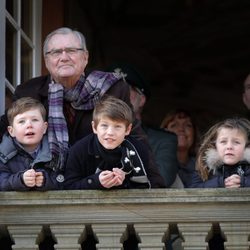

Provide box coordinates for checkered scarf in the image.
[48,70,122,171]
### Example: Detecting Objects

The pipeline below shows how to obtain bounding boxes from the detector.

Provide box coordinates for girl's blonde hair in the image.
[196,117,250,180]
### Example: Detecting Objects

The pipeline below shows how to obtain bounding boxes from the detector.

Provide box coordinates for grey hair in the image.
[43,27,87,56]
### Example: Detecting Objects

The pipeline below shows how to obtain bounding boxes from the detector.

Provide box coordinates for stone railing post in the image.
[8,225,42,250]
[50,224,86,250]
[134,223,169,249]
[92,223,127,250]
[220,222,250,250]
[178,223,212,250]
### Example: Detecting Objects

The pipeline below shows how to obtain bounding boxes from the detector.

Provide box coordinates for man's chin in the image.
[58,68,75,76]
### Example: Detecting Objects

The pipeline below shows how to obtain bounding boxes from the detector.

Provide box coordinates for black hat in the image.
[107,62,151,98]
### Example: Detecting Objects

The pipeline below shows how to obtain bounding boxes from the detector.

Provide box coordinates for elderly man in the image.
[0,27,165,188]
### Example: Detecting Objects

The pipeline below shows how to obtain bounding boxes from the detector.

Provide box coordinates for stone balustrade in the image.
[0,188,250,250]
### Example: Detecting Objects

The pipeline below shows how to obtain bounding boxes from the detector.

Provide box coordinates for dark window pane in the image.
[21,0,33,37]
[21,37,32,83]
[6,20,17,86]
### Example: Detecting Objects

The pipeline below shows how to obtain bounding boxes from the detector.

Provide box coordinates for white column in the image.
[134,223,169,249]
[178,223,212,250]
[220,222,250,250]
[92,223,127,250]
[8,225,42,250]
[50,224,86,250]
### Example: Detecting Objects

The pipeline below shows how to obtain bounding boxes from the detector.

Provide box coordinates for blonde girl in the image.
[191,117,250,188]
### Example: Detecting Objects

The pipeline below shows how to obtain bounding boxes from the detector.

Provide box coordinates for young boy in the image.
[64,95,155,189]
[0,97,63,191]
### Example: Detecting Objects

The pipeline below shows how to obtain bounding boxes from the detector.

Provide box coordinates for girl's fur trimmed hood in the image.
[204,148,250,173]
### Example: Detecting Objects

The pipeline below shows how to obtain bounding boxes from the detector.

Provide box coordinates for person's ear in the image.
[7,126,14,137]
[83,50,89,60]
[82,50,89,66]
[91,121,97,134]
[44,56,49,69]
[125,123,132,135]
[43,122,48,134]
[140,94,146,108]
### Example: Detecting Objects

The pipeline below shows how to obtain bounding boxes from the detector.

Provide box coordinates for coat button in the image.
[87,179,93,184]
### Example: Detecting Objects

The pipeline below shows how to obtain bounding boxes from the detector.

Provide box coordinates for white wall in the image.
[0,0,6,115]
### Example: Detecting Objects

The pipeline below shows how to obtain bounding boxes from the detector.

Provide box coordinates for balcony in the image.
[0,188,249,250]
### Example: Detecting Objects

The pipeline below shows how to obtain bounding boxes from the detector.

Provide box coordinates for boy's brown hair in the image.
[92,95,133,128]
[7,97,47,125]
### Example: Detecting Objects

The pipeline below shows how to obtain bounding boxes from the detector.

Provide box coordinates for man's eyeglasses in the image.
[45,47,84,58]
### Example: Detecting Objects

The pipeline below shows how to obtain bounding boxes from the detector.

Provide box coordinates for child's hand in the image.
[23,169,44,187]
[23,169,36,187]
[112,168,125,185]
[35,172,44,187]
[99,169,125,188]
[99,170,116,188]
[224,174,241,188]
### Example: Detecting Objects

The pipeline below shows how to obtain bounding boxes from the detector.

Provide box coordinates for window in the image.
[0,0,42,114]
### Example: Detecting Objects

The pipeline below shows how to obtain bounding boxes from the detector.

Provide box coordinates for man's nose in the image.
[60,50,71,59]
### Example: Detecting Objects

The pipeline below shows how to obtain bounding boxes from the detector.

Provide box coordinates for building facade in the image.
[1,0,64,115]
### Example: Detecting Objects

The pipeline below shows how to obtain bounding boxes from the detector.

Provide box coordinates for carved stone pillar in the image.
[92,223,127,250]
[8,225,42,250]
[50,224,86,250]
[220,222,250,250]
[178,223,212,250]
[134,223,169,249]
